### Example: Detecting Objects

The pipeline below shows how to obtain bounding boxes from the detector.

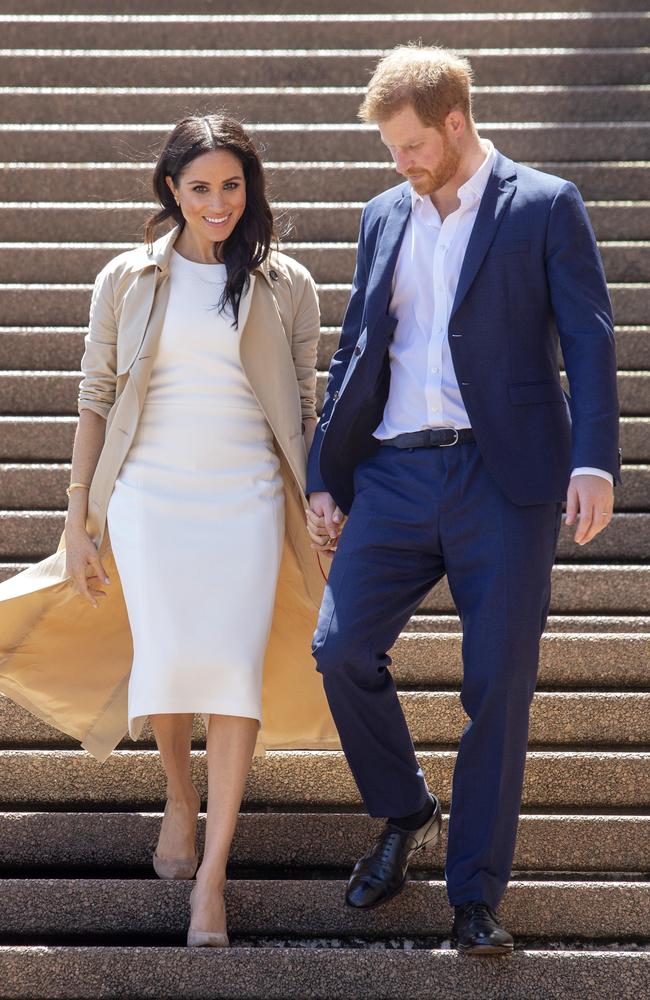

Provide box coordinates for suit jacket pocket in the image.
[509,380,566,405]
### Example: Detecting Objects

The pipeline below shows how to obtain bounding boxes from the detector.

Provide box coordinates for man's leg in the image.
[313,446,446,818]
[439,443,562,910]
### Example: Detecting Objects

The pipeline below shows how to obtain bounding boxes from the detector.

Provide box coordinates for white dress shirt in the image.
[373,139,612,484]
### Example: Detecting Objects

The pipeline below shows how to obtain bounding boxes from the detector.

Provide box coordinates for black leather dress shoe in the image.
[345,795,442,909]
[452,901,514,955]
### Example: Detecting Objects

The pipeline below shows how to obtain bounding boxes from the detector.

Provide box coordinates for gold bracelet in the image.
[66,482,90,498]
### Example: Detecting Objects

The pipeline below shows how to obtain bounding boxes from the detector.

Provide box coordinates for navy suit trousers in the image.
[312,442,561,908]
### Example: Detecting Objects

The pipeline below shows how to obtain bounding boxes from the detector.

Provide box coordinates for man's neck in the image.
[429,136,489,220]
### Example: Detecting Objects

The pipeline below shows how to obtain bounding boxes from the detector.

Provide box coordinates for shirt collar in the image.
[409,138,496,213]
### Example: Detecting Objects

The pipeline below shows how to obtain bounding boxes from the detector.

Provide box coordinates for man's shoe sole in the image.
[456,941,514,956]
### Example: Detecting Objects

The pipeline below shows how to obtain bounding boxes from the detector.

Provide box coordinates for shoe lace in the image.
[376,829,403,865]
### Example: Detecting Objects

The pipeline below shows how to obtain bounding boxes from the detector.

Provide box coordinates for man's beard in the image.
[407,135,461,195]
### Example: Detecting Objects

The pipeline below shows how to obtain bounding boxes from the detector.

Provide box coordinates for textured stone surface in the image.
[1,202,649,245]
[406,613,650,633]
[0,946,648,1000]
[2,414,644,464]
[2,163,648,203]
[0,811,647,874]
[4,122,650,164]
[5,13,650,50]
[2,459,649,512]
[1,51,649,88]
[1,364,647,415]
[1,688,646,748]
[6,0,650,13]
[421,566,650,615]
[1,562,649,613]
[0,749,646,808]
[1,87,649,127]
[393,632,650,688]
[2,240,648,284]
[0,878,647,939]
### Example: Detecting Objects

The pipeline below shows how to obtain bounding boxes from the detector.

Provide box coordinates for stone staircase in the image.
[0,0,648,997]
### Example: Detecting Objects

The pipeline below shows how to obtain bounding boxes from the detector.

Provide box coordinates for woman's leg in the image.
[189,713,259,934]
[150,713,200,861]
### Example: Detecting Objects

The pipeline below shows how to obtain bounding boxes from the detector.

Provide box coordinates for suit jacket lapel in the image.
[450,153,517,321]
[366,186,411,323]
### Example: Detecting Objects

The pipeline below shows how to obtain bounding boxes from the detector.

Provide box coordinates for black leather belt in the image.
[379,428,475,449]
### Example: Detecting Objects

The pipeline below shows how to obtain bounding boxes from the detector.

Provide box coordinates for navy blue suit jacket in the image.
[307,151,620,513]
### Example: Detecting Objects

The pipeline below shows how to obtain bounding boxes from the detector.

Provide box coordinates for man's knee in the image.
[313,627,391,690]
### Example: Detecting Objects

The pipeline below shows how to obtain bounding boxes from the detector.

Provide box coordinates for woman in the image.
[0,115,337,946]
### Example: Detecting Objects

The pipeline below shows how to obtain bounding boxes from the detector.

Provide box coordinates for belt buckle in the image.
[439,428,459,447]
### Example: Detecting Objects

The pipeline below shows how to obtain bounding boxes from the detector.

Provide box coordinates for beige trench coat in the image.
[0,228,338,761]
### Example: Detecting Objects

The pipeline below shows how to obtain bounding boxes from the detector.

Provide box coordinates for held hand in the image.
[565,474,614,546]
[64,523,110,608]
[307,491,345,557]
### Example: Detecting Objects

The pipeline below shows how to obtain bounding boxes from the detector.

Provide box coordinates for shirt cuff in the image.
[571,467,614,485]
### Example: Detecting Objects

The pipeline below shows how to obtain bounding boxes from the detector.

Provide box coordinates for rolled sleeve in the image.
[77,266,118,420]
[290,269,321,422]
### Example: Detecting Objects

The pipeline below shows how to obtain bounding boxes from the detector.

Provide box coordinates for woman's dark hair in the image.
[144,114,275,323]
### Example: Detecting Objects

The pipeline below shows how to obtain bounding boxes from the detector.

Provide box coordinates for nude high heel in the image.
[153,851,199,880]
[187,886,230,948]
[152,798,200,880]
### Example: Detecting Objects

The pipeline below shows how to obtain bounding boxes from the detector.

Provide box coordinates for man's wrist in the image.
[571,467,614,486]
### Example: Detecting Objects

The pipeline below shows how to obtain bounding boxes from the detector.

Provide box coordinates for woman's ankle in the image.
[194,865,226,894]
[165,784,200,810]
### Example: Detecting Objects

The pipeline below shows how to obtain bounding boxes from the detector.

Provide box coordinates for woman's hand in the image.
[64,522,110,609]
[307,491,345,558]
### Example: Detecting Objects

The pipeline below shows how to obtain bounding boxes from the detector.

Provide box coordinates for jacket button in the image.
[332,391,339,401]
[353,346,362,356]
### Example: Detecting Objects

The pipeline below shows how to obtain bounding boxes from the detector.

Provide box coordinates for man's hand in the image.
[565,474,614,545]
[307,491,345,558]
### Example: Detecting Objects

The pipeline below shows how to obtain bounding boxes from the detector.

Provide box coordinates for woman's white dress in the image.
[107,249,285,739]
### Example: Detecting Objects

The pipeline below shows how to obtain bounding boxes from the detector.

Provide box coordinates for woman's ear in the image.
[164,175,178,203]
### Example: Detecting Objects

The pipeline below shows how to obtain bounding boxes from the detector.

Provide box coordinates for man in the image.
[306,45,619,954]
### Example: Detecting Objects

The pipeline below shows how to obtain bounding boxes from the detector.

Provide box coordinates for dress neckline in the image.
[171,248,227,270]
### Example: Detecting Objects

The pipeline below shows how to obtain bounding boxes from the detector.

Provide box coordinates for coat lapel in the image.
[366,186,411,324]
[450,153,517,321]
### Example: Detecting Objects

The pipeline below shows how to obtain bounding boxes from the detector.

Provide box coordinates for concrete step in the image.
[2,86,648,125]
[1,811,647,874]
[317,325,650,371]
[415,567,650,616]
[312,283,650,329]
[2,323,648,374]
[3,509,650,562]
[2,162,648,202]
[407,614,650,634]
[3,462,650,514]
[0,689,646,749]
[4,13,650,50]
[6,0,650,14]
[0,748,646,809]
[2,199,648,243]
[0,946,648,1000]
[0,877,647,940]
[1,561,649,614]
[0,282,647,329]
[2,123,649,163]
[1,240,648,284]
[392,633,650,691]
[1,415,648,464]
[1,50,649,89]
